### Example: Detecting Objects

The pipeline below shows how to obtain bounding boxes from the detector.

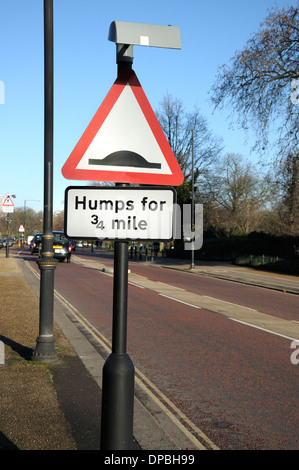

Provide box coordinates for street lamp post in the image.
[32,0,57,362]
[162,126,195,269]
[190,128,195,270]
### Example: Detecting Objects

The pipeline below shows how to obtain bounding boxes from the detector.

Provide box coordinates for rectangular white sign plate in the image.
[64,186,176,241]
[2,206,14,213]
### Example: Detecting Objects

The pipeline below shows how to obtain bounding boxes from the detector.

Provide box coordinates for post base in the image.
[32,335,57,362]
[101,352,135,450]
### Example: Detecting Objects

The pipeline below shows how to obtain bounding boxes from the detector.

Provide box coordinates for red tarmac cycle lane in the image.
[129,262,299,322]
[69,250,299,322]
[25,253,299,449]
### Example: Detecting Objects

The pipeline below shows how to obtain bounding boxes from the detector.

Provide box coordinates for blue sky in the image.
[0,0,297,213]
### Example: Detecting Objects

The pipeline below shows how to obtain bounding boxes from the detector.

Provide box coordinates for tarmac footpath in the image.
[0,249,201,451]
[0,250,92,450]
[0,257,68,448]
[0,250,143,451]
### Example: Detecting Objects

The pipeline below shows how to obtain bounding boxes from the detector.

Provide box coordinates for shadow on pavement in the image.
[0,431,19,450]
[0,335,33,361]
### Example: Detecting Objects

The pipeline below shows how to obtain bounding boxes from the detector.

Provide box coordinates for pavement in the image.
[0,246,298,451]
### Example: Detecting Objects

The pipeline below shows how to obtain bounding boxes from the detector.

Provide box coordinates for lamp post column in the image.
[32,0,57,362]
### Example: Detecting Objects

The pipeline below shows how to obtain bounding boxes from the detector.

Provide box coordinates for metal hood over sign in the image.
[62,68,184,186]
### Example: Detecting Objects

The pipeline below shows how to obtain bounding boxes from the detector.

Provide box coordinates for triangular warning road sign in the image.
[62,69,184,186]
[2,196,14,207]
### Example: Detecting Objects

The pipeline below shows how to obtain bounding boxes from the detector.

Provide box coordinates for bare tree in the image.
[53,211,65,231]
[203,153,272,233]
[0,208,43,239]
[156,92,223,180]
[211,5,299,155]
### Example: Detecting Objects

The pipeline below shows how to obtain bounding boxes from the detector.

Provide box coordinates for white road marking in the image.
[159,293,201,309]
[229,318,298,342]
[204,295,257,311]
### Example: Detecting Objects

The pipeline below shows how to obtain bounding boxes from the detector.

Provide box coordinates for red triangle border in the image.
[62,69,184,186]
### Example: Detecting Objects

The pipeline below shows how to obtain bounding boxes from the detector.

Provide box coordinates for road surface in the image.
[23,249,299,450]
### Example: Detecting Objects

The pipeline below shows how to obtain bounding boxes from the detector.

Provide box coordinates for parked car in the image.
[30,233,43,254]
[31,231,72,262]
[52,231,72,263]
[0,239,4,249]
[1,237,15,248]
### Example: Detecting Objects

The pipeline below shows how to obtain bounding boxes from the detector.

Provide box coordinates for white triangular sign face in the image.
[2,196,14,207]
[76,85,172,175]
[62,69,184,186]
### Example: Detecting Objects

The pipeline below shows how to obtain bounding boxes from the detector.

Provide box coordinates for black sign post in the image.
[100,239,135,449]
[100,42,135,448]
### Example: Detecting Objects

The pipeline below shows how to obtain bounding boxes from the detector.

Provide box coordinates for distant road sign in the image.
[2,196,14,206]
[2,196,14,213]
[62,69,184,186]
[64,186,176,241]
